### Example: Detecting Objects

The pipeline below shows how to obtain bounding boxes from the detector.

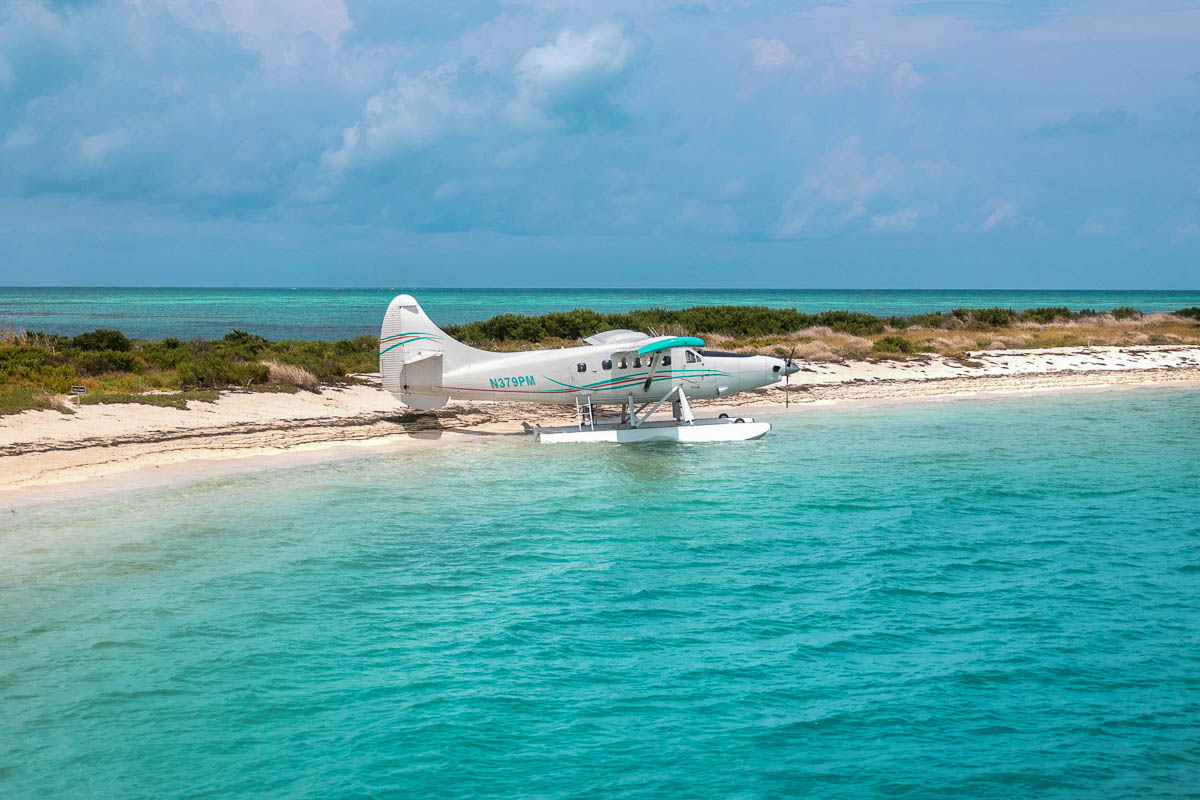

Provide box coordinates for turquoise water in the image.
[2,287,1198,340]
[3,388,1200,798]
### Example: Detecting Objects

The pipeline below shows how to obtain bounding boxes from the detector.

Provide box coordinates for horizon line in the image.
[2,286,1198,292]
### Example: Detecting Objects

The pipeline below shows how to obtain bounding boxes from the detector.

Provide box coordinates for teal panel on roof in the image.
[637,336,706,355]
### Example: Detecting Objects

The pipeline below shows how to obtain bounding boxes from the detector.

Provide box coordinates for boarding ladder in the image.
[574,395,596,431]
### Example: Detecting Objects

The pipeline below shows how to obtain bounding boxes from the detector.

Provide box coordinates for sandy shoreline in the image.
[2,344,1198,500]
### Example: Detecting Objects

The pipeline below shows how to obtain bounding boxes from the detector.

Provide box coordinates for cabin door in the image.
[571,355,602,395]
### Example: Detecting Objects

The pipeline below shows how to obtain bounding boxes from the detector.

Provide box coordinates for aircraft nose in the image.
[767,357,798,379]
[768,357,796,381]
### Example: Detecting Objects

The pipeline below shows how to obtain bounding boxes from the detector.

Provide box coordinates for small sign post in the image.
[70,386,86,404]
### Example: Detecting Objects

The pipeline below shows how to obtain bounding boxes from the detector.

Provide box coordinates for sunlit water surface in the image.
[2,389,1199,798]
[3,287,1198,340]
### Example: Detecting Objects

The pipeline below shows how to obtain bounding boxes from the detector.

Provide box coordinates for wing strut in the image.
[629,384,693,428]
[642,354,658,393]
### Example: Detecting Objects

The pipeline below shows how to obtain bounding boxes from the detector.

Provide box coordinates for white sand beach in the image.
[2,344,1198,495]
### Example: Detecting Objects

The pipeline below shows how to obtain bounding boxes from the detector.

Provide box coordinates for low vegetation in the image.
[445,305,1200,358]
[442,304,1166,345]
[78,390,221,410]
[1,306,1197,415]
[0,327,376,416]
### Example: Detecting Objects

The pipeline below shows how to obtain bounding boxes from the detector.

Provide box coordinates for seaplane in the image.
[380,294,799,443]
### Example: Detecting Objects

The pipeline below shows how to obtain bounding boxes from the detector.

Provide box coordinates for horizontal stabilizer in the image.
[402,350,442,366]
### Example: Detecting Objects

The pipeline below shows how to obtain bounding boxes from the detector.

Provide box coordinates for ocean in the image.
[3,387,1199,798]
[2,287,1198,340]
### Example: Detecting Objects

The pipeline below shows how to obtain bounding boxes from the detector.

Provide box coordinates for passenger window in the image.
[662,355,671,366]
[577,362,587,372]
[602,359,612,370]
[685,350,697,363]
[634,357,642,368]
[619,358,627,369]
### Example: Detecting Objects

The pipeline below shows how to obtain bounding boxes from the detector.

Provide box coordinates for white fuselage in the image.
[432,344,787,406]
[378,294,797,411]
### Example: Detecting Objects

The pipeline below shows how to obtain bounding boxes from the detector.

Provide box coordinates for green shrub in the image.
[76,350,142,376]
[1175,307,1200,321]
[72,329,131,351]
[139,339,196,370]
[905,312,945,329]
[873,335,916,354]
[262,337,377,380]
[1017,307,1071,324]
[177,356,268,388]
[445,305,890,344]
[224,330,268,347]
[810,310,886,336]
[1111,306,1142,320]
[0,346,53,381]
[973,307,1017,326]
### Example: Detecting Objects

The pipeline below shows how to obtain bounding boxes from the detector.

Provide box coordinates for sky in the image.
[1,0,1198,288]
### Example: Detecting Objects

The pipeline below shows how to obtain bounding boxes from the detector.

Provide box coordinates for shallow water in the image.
[2,389,1200,798]
[3,287,1198,340]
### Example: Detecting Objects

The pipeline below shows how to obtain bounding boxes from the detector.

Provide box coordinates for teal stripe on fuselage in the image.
[543,368,732,392]
[379,331,439,344]
[379,335,439,355]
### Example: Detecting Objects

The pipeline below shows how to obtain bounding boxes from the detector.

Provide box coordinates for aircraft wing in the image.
[582,330,706,357]
[606,335,706,359]
[634,336,705,355]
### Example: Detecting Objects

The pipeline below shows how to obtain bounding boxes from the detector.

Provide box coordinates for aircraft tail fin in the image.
[379,294,493,407]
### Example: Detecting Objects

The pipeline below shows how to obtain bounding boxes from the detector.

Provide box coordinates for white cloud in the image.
[913,159,957,179]
[746,38,796,71]
[776,209,810,237]
[982,202,1018,230]
[509,22,643,130]
[322,64,489,170]
[160,0,352,54]
[78,130,129,165]
[889,62,924,92]
[872,207,920,230]
[805,136,903,205]
[775,136,905,237]
[1077,209,1125,236]
[720,178,748,200]
[324,22,644,171]
[433,181,462,201]
[1172,221,1199,243]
